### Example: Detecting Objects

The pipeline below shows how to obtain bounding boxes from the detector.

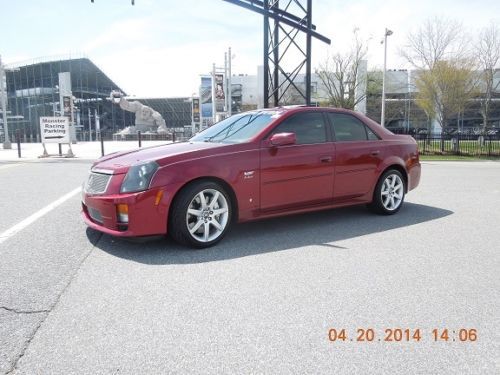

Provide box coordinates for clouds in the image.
[2,0,499,97]
[313,0,500,71]
[93,37,261,97]
[80,0,263,97]
[83,18,152,52]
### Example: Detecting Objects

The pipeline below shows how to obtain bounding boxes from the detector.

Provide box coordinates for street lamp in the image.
[381,28,393,127]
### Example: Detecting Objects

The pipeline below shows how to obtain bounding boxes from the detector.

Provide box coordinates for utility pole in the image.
[88,108,93,142]
[228,47,232,116]
[224,47,233,116]
[224,52,229,114]
[211,63,216,124]
[0,55,12,149]
[381,28,393,127]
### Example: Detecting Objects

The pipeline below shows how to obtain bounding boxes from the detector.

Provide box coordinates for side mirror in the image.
[269,132,296,146]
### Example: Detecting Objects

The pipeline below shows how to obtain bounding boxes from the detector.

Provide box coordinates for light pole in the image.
[211,63,216,124]
[381,28,393,127]
[227,47,232,116]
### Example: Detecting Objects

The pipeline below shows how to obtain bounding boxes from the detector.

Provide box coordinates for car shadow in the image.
[87,203,453,265]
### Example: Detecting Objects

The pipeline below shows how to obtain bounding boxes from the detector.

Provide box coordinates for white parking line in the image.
[0,186,82,245]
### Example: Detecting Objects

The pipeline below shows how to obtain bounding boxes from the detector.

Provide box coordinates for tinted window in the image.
[271,112,327,144]
[366,126,380,140]
[328,113,371,142]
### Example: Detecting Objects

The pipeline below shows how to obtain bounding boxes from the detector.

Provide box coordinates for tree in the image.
[415,60,478,133]
[401,17,467,70]
[402,17,477,144]
[315,31,368,109]
[476,23,500,133]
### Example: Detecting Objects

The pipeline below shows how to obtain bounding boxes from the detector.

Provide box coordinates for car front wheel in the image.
[368,169,406,215]
[169,181,232,248]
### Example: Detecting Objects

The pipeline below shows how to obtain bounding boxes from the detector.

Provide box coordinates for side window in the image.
[366,126,380,140]
[271,112,327,144]
[328,113,374,142]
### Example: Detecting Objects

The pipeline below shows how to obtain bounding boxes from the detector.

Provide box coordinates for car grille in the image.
[85,172,111,195]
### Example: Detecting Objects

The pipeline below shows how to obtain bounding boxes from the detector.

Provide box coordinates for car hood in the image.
[92,141,243,174]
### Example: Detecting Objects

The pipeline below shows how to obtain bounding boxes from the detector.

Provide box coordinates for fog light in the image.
[116,204,129,223]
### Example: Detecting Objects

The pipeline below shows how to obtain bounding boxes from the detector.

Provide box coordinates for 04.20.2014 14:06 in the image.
[327,328,478,342]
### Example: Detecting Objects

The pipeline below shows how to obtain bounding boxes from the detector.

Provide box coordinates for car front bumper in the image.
[81,187,170,237]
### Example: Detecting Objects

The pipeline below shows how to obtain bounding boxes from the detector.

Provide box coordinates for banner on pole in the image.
[192,97,200,124]
[200,76,212,118]
[215,74,225,100]
[62,96,72,117]
[215,73,226,113]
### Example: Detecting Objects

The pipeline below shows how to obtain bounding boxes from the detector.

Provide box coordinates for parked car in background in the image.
[385,121,430,137]
[82,107,421,248]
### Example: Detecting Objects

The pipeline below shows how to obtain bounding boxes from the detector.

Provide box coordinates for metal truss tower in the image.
[223,0,330,107]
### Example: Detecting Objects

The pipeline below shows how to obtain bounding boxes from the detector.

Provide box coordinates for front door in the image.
[260,112,335,211]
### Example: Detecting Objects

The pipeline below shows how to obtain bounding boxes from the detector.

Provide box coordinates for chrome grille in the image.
[85,172,111,195]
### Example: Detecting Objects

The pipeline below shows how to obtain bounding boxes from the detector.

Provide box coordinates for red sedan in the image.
[82,107,420,248]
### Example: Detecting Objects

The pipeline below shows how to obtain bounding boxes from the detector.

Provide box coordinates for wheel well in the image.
[381,164,408,192]
[169,177,239,223]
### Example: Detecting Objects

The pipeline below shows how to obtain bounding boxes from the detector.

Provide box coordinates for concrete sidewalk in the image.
[0,140,172,162]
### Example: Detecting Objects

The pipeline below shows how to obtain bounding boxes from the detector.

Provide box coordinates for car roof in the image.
[255,106,396,139]
[258,105,360,115]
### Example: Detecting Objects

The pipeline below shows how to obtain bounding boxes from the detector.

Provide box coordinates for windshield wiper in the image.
[217,113,261,142]
[203,117,243,142]
[200,112,263,143]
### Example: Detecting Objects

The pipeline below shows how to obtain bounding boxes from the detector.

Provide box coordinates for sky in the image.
[1,0,499,97]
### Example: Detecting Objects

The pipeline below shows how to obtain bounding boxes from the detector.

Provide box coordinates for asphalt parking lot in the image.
[0,160,499,374]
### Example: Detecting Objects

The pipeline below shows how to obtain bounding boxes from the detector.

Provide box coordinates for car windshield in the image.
[190,112,275,144]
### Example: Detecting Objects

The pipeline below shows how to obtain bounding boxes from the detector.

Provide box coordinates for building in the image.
[231,67,500,133]
[4,55,498,142]
[3,57,192,142]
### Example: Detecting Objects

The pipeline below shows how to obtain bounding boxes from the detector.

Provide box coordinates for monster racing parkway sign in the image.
[40,116,70,143]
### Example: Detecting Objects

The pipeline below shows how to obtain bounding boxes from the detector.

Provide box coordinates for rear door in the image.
[260,111,335,211]
[326,112,383,201]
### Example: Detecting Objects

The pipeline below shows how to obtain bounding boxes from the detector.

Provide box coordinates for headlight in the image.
[120,161,159,193]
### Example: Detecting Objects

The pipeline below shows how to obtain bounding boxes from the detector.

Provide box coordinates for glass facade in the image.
[5,57,192,141]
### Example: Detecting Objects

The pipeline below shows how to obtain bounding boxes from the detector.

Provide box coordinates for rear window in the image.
[327,113,379,141]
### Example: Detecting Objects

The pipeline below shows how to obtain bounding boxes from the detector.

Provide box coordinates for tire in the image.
[169,180,232,248]
[368,169,406,215]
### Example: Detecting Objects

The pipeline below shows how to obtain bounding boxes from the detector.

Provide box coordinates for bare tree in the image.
[401,17,468,70]
[402,17,477,145]
[476,23,500,133]
[315,31,368,109]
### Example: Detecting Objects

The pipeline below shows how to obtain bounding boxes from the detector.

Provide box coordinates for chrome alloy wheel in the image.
[381,174,404,211]
[185,189,229,243]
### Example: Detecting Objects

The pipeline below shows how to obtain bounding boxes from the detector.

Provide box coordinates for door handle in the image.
[320,156,333,163]
[370,150,380,156]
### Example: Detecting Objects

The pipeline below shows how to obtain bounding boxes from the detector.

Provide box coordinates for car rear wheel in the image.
[169,181,232,248]
[368,169,406,215]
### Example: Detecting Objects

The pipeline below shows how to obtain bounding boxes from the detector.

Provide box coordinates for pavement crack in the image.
[0,306,50,315]
[5,232,104,375]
